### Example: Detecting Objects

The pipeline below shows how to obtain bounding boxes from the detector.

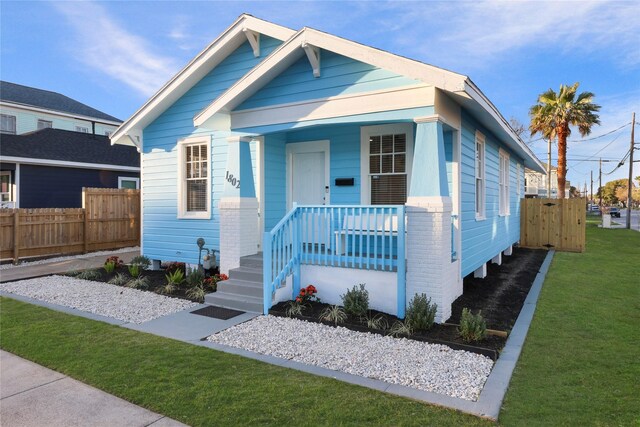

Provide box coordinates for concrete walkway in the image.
[0,350,187,427]
[0,250,139,283]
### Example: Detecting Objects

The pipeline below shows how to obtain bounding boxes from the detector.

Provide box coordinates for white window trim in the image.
[499,149,510,216]
[1,114,16,134]
[37,119,53,129]
[475,131,486,220]
[118,176,140,189]
[516,163,521,197]
[177,135,211,219]
[360,123,414,205]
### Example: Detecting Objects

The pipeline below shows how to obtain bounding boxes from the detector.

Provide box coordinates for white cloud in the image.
[52,1,178,96]
[359,0,640,70]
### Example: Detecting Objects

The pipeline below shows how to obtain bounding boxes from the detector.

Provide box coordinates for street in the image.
[618,209,640,231]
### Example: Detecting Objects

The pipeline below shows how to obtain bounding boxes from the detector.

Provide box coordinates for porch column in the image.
[406,115,461,323]
[219,135,259,274]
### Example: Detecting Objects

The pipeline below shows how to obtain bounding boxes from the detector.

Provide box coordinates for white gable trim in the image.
[230,84,434,129]
[110,15,294,148]
[194,28,467,127]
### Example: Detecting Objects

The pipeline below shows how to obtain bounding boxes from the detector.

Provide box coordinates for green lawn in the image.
[0,298,489,426]
[500,220,640,425]
[1,219,637,426]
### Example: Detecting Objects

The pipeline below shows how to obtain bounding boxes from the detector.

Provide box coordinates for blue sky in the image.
[1,1,638,188]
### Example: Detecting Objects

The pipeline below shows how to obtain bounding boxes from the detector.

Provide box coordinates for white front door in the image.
[287,141,330,246]
[287,140,330,209]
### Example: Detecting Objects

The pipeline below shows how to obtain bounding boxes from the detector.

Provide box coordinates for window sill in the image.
[475,215,486,221]
[177,211,211,220]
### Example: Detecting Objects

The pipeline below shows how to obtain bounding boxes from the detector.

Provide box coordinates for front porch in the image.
[216,116,462,322]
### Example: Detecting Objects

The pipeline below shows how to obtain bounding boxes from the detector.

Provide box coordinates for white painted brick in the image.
[219,197,259,274]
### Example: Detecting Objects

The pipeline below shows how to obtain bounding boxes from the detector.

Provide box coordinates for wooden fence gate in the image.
[520,198,586,252]
[1,188,140,263]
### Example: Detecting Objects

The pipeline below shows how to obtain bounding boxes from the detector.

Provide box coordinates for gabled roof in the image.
[110,14,295,147]
[0,128,139,168]
[193,27,545,173]
[0,81,121,123]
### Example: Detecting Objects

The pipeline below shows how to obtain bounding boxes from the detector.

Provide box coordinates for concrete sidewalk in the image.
[0,250,139,283]
[0,350,188,427]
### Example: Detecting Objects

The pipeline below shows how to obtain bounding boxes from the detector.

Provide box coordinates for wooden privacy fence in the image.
[520,197,586,252]
[1,188,140,263]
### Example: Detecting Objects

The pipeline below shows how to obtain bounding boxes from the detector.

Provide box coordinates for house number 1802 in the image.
[225,171,240,189]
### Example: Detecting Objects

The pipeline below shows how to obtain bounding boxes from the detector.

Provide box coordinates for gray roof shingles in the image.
[0,81,121,122]
[0,128,139,168]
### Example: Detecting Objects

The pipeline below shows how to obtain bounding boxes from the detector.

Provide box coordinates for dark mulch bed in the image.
[270,247,548,360]
[84,267,219,303]
[448,248,548,331]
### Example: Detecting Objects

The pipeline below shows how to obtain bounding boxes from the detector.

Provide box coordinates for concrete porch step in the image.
[216,278,263,298]
[204,292,262,313]
[228,266,262,282]
[240,253,263,269]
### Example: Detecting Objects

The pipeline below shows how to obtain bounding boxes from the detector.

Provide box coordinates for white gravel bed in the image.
[208,315,493,401]
[0,247,139,270]
[0,275,196,324]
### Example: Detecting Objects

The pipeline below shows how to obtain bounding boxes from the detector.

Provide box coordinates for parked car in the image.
[609,207,621,218]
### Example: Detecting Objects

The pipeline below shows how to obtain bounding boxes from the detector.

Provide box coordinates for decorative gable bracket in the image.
[302,42,321,78]
[243,28,260,57]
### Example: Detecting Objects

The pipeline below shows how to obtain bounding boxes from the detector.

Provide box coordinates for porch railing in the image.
[263,205,406,317]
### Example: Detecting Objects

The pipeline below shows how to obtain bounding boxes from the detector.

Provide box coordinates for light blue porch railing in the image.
[263,205,406,318]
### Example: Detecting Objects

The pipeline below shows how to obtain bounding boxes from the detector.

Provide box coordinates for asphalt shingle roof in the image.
[0,128,139,168]
[0,81,121,122]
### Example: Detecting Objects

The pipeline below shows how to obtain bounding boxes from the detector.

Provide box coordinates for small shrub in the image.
[130,255,151,270]
[165,269,185,286]
[364,313,389,330]
[186,285,206,302]
[285,300,305,317]
[341,284,369,317]
[295,284,320,304]
[387,320,413,337]
[157,282,178,295]
[319,305,347,325]
[103,261,116,274]
[406,293,438,331]
[458,308,487,343]
[76,269,101,281]
[186,268,205,288]
[108,273,128,286]
[164,262,185,274]
[126,276,149,290]
[128,264,141,278]
[65,270,80,277]
[105,256,123,269]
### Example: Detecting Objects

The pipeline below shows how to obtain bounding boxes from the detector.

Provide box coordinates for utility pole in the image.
[590,170,594,204]
[626,112,635,229]
[599,158,602,210]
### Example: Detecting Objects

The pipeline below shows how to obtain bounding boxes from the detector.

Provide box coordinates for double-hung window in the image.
[1,114,16,134]
[475,131,485,219]
[361,124,413,205]
[75,125,89,133]
[37,119,52,130]
[178,136,211,219]
[499,149,510,216]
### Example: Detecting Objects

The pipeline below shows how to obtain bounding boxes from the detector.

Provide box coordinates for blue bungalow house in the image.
[112,15,545,322]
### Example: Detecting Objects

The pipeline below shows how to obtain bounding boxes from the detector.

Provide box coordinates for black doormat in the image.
[191,305,245,320]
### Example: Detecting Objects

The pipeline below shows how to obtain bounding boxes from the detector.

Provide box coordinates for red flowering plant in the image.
[103,256,123,273]
[295,284,321,304]
[204,273,229,292]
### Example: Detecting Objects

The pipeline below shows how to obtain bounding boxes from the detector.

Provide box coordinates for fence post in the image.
[13,210,20,264]
[82,188,89,254]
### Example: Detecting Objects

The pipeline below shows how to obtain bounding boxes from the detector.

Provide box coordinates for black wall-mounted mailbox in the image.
[335,178,355,186]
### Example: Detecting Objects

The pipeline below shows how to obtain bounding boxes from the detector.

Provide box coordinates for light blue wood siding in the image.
[236,50,420,110]
[460,110,524,277]
[141,37,281,264]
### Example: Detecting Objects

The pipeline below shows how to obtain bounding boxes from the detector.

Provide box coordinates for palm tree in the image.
[529,83,600,198]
